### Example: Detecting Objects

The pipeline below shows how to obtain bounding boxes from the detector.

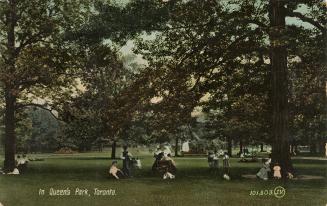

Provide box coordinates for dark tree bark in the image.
[3,0,18,172]
[3,88,17,172]
[111,140,117,159]
[260,143,264,152]
[269,0,293,177]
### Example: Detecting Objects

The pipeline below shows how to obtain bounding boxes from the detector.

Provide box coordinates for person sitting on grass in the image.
[7,168,20,175]
[152,151,164,172]
[154,146,163,157]
[109,161,124,179]
[163,154,176,166]
[17,154,29,174]
[256,163,270,181]
[163,153,177,173]
[15,155,21,166]
[273,163,282,179]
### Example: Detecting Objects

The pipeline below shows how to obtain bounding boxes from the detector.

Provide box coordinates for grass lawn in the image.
[0,152,326,206]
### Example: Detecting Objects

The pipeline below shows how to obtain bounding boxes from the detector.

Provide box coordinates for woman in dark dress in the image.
[122,146,132,177]
[152,152,164,172]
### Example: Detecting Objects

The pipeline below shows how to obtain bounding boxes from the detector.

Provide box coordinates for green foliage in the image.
[16,108,60,153]
[60,44,150,151]
[132,0,325,150]
[134,0,269,146]
[68,0,171,45]
[288,27,326,150]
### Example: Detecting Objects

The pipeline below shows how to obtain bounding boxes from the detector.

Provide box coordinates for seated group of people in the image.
[256,156,294,180]
[152,150,176,180]
[109,146,177,180]
[0,154,29,175]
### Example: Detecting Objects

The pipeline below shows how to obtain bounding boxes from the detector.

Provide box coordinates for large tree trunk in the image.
[269,0,293,177]
[3,88,17,172]
[3,0,17,172]
[111,140,117,159]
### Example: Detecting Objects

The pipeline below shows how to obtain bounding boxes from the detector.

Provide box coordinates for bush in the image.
[54,147,77,154]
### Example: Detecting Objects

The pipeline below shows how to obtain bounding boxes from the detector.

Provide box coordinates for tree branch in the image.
[16,103,60,121]
[286,11,326,33]
[15,31,48,57]
[17,78,40,91]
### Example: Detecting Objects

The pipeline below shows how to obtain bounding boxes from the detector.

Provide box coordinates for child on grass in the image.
[109,161,124,179]
[273,163,281,179]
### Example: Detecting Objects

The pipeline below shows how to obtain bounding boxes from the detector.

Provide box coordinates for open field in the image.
[0,152,326,206]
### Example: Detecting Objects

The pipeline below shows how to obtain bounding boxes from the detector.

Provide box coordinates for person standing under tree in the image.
[223,152,230,179]
[213,150,219,169]
[207,151,214,169]
[121,146,133,177]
